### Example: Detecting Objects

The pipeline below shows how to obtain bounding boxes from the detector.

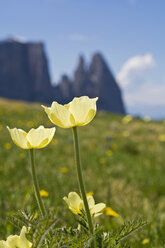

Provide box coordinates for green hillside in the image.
[0,98,165,247]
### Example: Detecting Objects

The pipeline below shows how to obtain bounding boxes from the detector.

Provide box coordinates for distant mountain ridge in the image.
[0,39,125,114]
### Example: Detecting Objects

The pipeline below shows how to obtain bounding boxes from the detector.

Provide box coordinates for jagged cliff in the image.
[0,39,125,114]
[0,38,52,103]
[55,53,125,113]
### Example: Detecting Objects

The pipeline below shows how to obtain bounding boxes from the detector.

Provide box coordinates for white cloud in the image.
[69,34,87,41]
[117,53,155,89]
[124,82,165,106]
[116,53,165,118]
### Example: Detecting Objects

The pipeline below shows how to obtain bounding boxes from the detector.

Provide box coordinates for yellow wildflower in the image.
[61,167,68,173]
[4,142,11,150]
[122,115,133,124]
[104,207,119,217]
[111,143,118,151]
[99,157,105,164]
[86,192,94,197]
[0,226,32,248]
[40,190,49,197]
[42,96,98,128]
[142,238,150,245]
[63,192,106,217]
[106,150,113,156]
[159,134,165,142]
[7,125,55,149]
[33,212,38,220]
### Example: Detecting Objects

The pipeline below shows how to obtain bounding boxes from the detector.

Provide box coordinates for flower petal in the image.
[91,203,106,215]
[0,241,8,248]
[63,192,83,214]
[66,96,98,126]
[19,226,32,248]
[6,235,20,248]
[27,126,55,148]
[42,102,75,128]
[7,127,30,149]
[87,196,95,209]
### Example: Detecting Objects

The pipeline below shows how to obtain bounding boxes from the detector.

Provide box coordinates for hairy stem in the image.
[72,127,94,236]
[29,149,46,217]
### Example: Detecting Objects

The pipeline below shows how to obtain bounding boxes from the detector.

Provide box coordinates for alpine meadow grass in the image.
[0,97,165,247]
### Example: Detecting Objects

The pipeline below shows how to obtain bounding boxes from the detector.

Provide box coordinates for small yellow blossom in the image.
[0,226,32,248]
[63,192,106,217]
[159,134,165,142]
[33,212,38,220]
[122,115,133,124]
[104,207,119,217]
[7,125,56,149]
[111,143,118,151]
[4,142,11,150]
[40,190,49,197]
[106,150,113,156]
[60,167,68,173]
[99,157,105,164]
[86,192,94,197]
[142,238,150,245]
[42,96,98,128]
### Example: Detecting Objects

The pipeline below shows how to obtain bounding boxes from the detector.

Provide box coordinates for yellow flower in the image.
[0,226,32,248]
[63,192,106,217]
[4,142,11,150]
[111,143,118,151]
[142,238,150,245]
[40,190,49,197]
[42,96,98,128]
[63,192,83,214]
[99,157,105,164]
[105,150,113,156]
[122,115,133,124]
[60,167,68,173]
[159,134,165,142]
[7,125,55,149]
[33,212,38,220]
[104,207,119,217]
[86,192,94,197]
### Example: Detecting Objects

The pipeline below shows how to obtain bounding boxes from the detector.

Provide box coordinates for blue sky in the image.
[1,0,165,118]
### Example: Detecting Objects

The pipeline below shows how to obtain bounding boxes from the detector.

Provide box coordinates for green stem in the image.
[29,149,46,217]
[72,127,94,236]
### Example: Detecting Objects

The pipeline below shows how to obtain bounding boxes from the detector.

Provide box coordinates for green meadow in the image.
[0,98,165,247]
